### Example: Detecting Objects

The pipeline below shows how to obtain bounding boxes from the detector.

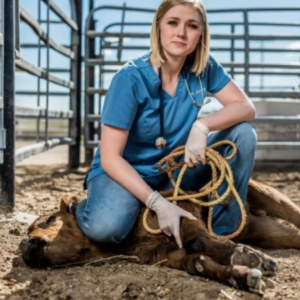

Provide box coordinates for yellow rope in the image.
[142,140,247,240]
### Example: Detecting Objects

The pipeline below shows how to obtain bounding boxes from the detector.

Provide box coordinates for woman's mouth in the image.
[173,41,187,47]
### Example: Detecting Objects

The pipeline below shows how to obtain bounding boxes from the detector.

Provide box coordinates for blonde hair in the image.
[150,0,210,76]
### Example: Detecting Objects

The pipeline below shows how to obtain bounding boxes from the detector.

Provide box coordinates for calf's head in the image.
[20,195,98,268]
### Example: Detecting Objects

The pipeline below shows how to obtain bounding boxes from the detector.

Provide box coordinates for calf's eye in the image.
[45,215,56,225]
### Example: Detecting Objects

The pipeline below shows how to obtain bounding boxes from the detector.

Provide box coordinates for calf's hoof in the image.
[229,266,265,296]
[247,269,265,295]
[231,245,278,276]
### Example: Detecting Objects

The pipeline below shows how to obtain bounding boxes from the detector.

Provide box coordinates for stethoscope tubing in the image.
[156,67,210,149]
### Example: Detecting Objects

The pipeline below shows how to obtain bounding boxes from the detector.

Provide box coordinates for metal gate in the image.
[84,5,300,164]
[0,0,4,165]
[0,0,82,211]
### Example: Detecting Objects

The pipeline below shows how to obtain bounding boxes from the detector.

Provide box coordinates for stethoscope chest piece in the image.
[155,137,167,149]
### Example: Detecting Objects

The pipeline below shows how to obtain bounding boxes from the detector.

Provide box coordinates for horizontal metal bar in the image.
[222,62,300,69]
[15,137,74,164]
[39,20,66,24]
[21,43,70,49]
[87,59,125,66]
[16,135,71,140]
[209,21,300,27]
[16,91,70,96]
[87,87,107,95]
[20,7,75,59]
[211,34,300,40]
[15,57,75,89]
[250,116,300,123]
[256,141,300,150]
[102,45,150,51]
[41,0,78,31]
[103,22,152,32]
[88,31,300,41]
[211,47,300,53]
[248,90,300,98]
[87,114,101,122]
[100,44,299,54]
[88,60,300,70]
[0,32,3,47]
[234,71,300,76]
[15,106,74,118]
[86,31,149,39]
[86,141,99,148]
[100,69,119,74]
[206,7,300,13]
[32,68,71,73]
[86,140,300,150]
[0,96,3,109]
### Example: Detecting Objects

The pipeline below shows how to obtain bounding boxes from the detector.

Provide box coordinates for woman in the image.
[76,0,257,249]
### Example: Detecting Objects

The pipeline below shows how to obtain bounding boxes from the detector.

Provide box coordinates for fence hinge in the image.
[0,128,6,149]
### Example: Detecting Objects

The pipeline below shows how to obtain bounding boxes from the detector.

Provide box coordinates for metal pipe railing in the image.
[0,0,16,211]
[0,0,82,211]
[83,5,300,162]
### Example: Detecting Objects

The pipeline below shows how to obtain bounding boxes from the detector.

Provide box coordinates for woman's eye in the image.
[168,20,178,26]
[188,24,198,29]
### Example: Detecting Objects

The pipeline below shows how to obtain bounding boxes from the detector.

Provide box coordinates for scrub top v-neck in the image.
[85,52,231,188]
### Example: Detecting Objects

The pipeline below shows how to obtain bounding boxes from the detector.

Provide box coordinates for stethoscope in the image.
[155,67,211,149]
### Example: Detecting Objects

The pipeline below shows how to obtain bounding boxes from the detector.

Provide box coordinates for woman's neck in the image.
[150,52,185,82]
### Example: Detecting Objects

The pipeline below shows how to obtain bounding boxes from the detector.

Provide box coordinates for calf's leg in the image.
[236,214,300,250]
[247,179,300,229]
[163,252,265,295]
[178,217,278,276]
[185,234,277,276]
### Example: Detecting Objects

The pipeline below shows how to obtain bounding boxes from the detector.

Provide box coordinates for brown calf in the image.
[20,179,300,295]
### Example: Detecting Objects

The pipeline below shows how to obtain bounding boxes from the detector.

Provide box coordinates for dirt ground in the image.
[0,164,300,300]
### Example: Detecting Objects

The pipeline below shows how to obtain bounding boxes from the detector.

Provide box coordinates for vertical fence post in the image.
[243,10,250,94]
[36,0,42,142]
[85,0,96,166]
[0,0,5,166]
[0,0,15,212]
[230,24,235,79]
[45,0,50,145]
[69,0,82,168]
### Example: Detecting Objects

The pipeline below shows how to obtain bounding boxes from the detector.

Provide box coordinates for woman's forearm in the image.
[200,101,255,132]
[101,155,153,204]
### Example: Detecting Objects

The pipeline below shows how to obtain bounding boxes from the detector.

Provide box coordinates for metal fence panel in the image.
[0,0,82,211]
[83,5,300,163]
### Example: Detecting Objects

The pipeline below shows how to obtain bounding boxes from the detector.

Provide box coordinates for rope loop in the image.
[143,140,247,240]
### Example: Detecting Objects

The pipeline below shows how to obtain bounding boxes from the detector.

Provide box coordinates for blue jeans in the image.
[76,122,257,243]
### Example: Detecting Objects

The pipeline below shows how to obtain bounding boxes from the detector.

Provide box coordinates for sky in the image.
[16,0,300,113]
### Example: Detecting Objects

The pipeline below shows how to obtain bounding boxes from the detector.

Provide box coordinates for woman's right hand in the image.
[146,191,197,248]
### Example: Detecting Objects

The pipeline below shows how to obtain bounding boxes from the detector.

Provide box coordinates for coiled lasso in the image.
[142,140,247,240]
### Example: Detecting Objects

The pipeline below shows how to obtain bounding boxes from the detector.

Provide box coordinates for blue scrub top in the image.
[85,52,231,188]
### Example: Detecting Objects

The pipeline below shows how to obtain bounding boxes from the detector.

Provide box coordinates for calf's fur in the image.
[20,179,300,295]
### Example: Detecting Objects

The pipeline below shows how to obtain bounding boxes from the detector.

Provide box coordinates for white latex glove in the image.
[146,191,197,248]
[184,120,209,168]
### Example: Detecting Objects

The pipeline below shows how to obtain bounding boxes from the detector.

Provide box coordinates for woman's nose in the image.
[176,24,186,38]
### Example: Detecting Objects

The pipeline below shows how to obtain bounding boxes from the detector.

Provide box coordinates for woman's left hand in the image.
[184,121,209,168]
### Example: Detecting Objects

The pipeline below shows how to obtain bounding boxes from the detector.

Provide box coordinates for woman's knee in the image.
[76,212,136,244]
[76,173,142,243]
[232,122,257,150]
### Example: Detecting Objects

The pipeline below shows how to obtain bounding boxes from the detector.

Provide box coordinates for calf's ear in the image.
[60,194,79,213]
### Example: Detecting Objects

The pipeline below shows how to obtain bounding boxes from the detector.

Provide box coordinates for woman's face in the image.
[159,4,203,60]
